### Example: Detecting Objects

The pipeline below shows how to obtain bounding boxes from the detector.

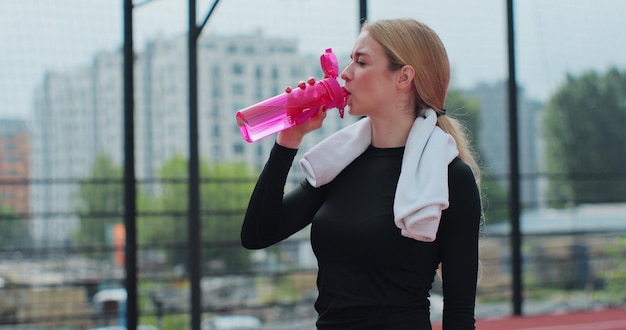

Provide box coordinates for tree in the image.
[543,67,626,207]
[447,89,481,142]
[138,156,256,273]
[447,89,509,223]
[0,204,29,249]
[74,154,123,257]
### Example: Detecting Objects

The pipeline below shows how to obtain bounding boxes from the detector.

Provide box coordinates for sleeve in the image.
[240,142,327,249]
[439,158,482,330]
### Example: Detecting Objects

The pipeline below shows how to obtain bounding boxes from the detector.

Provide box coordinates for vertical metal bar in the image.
[122,0,138,328]
[506,0,523,316]
[359,0,368,29]
[188,0,202,329]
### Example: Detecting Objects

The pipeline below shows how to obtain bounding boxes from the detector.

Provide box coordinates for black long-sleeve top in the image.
[241,143,481,329]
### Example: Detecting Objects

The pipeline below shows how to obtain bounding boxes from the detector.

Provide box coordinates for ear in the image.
[396,65,415,90]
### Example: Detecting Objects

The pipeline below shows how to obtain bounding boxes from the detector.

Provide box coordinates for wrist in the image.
[276,132,303,149]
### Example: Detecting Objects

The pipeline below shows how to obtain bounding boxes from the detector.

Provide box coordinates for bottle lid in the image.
[320,48,339,78]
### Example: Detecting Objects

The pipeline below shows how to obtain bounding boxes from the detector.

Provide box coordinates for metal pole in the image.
[359,0,368,28]
[506,0,523,316]
[188,0,202,328]
[122,0,138,328]
[187,1,220,328]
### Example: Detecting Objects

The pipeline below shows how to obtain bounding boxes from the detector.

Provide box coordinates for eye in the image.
[350,56,365,66]
[348,54,366,66]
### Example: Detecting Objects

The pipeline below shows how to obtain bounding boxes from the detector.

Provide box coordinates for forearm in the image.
[440,159,482,329]
[240,143,324,249]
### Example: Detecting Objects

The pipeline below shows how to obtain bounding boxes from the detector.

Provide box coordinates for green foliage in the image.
[0,204,29,249]
[74,154,123,254]
[75,151,256,270]
[447,89,482,148]
[447,89,509,223]
[604,236,626,306]
[543,67,626,207]
[479,176,509,223]
[137,155,256,272]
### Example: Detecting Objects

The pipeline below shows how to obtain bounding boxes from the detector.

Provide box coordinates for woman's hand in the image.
[277,78,327,149]
[277,105,327,149]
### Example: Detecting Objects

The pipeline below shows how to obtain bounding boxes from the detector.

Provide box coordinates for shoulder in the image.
[447,157,481,209]
[448,157,477,187]
[442,158,482,230]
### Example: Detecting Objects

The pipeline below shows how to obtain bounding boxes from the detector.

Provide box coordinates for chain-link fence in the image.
[1,0,625,329]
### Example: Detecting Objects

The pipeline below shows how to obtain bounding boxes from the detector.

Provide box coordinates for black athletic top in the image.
[241,143,481,329]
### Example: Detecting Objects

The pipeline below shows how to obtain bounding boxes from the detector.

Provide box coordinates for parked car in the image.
[202,314,262,330]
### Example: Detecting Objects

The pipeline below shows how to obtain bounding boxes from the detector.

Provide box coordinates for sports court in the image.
[433,308,626,330]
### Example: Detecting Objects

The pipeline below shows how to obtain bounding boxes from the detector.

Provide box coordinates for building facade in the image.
[465,81,544,210]
[30,31,354,245]
[0,119,29,216]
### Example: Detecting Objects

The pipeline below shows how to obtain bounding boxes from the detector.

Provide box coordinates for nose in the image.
[340,64,351,82]
[340,66,350,81]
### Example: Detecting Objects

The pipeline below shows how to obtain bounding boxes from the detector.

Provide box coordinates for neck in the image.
[369,114,415,148]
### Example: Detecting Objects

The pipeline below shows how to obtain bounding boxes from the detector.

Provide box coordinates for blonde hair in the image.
[362,18,481,180]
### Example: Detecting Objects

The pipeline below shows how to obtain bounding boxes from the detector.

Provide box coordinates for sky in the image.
[1,0,625,119]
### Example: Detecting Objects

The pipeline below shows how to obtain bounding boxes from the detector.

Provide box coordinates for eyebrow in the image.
[350,51,370,59]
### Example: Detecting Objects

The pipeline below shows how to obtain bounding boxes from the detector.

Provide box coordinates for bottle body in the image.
[236,79,343,142]
[236,48,347,143]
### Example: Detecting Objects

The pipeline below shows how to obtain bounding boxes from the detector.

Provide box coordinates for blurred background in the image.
[1,0,625,329]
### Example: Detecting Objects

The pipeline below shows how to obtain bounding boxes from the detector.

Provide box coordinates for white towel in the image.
[299,109,458,242]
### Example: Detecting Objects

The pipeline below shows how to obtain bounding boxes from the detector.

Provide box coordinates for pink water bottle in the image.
[236,48,347,142]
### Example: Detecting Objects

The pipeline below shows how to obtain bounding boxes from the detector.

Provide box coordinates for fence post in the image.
[506,0,523,316]
[122,0,138,328]
[188,1,221,329]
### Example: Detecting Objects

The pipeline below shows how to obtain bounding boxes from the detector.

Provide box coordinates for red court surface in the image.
[433,308,626,330]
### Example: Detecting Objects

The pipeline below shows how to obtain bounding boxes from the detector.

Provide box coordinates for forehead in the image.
[351,31,384,57]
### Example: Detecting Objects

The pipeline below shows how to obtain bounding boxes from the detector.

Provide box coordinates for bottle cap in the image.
[320,48,339,78]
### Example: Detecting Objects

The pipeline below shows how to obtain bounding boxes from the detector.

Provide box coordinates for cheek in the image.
[356,76,383,101]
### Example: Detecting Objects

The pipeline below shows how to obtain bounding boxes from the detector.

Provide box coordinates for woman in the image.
[241,18,482,329]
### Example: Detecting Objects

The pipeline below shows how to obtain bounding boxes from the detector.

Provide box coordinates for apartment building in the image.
[465,81,544,209]
[0,119,29,216]
[30,31,353,245]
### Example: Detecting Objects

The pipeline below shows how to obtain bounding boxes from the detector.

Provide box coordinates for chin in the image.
[346,106,361,117]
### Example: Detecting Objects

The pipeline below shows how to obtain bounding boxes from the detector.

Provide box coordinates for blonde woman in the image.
[241,18,481,329]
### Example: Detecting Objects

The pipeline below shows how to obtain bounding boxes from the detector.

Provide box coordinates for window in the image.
[212,86,221,98]
[232,103,245,113]
[233,143,244,155]
[244,45,255,55]
[271,66,279,79]
[232,84,244,96]
[213,145,222,158]
[291,66,303,78]
[211,65,221,78]
[255,86,263,100]
[281,46,296,53]
[232,63,244,75]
